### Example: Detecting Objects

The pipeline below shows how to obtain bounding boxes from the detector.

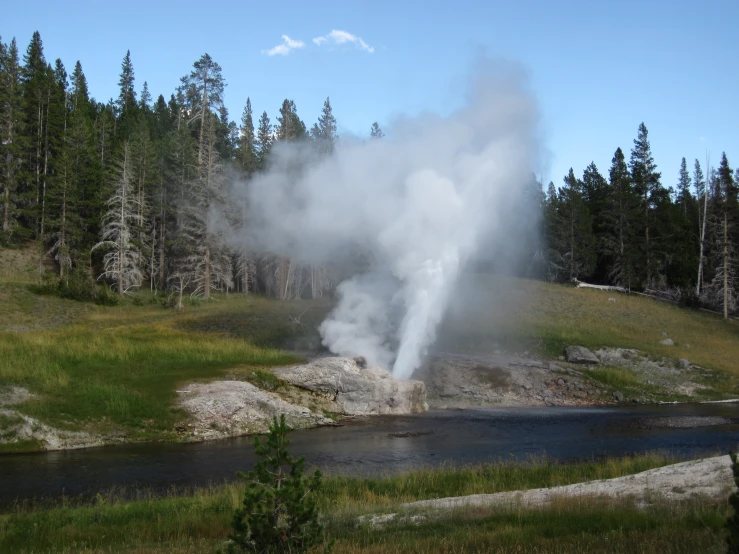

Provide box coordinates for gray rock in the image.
[573,391,588,399]
[274,357,428,415]
[678,358,690,369]
[613,391,624,402]
[659,338,675,346]
[564,346,599,365]
[180,381,329,438]
[557,378,565,386]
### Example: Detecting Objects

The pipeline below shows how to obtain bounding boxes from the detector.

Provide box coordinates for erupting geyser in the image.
[227,61,540,379]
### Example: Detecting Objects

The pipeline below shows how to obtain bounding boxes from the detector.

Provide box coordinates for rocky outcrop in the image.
[178,357,428,441]
[274,357,428,416]
[416,352,609,409]
[178,380,333,440]
[564,346,599,365]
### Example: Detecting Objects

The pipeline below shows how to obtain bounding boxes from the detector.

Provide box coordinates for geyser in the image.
[227,61,540,379]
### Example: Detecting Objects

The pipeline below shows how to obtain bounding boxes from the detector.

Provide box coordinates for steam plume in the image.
[228,61,539,379]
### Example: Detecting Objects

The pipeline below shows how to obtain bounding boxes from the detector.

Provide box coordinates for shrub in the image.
[245,369,284,392]
[59,265,97,301]
[94,285,119,306]
[224,415,328,553]
[29,270,61,295]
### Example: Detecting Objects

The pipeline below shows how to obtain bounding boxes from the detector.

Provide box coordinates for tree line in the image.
[540,123,738,319]
[0,32,378,303]
[1,32,736,317]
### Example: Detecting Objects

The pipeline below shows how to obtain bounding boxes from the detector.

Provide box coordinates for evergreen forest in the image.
[0,32,736,317]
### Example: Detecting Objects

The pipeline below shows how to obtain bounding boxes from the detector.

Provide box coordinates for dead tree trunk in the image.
[724,211,729,320]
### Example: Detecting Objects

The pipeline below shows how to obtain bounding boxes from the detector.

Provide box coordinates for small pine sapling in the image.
[728,451,739,553]
[224,414,328,554]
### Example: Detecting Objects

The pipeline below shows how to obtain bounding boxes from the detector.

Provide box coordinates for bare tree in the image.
[167,271,192,310]
[93,142,143,295]
[177,118,232,298]
[695,157,708,296]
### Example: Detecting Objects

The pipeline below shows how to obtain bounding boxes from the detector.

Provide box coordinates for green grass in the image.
[0,453,729,553]
[437,276,739,392]
[3,249,739,448]
[330,500,728,554]
[0,292,321,441]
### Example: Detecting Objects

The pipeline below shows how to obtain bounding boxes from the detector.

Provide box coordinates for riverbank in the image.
[0,452,731,553]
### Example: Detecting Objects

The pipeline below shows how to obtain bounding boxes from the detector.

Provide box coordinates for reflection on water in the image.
[1,403,738,507]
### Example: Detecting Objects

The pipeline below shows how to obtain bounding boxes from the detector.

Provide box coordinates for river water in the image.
[1,403,738,508]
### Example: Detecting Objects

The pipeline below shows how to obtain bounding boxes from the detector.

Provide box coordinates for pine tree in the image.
[45,59,74,276]
[116,50,137,135]
[0,37,23,240]
[550,169,596,280]
[225,415,326,554]
[706,153,738,318]
[152,94,172,140]
[256,111,272,169]
[602,148,638,288]
[237,97,257,174]
[581,162,608,282]
[276,99,306,142]
[369,121,384,139]
[727,452,739,554]
[273,99,309,299]
[19,31,54,238]
[664,157,698,289]
[310,97,337,155]
[94,142,143,295]
[178,53,225,165]
[129,118,157,286]
[234,97,258,294]
[542,180,565,281]
[65,61,105,258]
[695,159,708,295]
[676,157,691,216]
[139,81,151,111]
[629,122,663,286]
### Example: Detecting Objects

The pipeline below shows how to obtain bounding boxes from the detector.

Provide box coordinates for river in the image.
[1,403,738,509]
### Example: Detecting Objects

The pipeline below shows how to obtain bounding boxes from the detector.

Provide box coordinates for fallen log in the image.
[572,279,627,293]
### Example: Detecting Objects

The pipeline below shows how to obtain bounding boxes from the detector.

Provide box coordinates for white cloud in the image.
[312,29,374,53]
[262,35,305,56]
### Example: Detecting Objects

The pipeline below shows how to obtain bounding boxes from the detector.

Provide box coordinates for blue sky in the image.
[4,0,737,189]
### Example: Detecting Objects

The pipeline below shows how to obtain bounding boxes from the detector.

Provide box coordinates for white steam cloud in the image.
[228,61,539,379]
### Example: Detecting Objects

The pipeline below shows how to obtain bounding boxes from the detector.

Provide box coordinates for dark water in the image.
[1,403,738,508]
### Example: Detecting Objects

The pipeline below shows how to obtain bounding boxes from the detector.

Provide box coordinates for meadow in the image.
[2,452,730,553]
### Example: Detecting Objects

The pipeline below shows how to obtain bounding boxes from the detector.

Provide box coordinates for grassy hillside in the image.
[438,275,739,381]
[1,244,738,450]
